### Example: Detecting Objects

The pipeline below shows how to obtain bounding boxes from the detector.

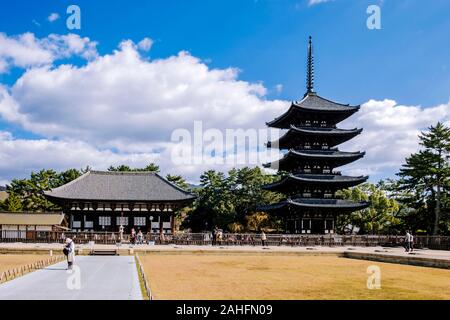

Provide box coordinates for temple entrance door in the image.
[311,219,325,234]
[285,219,296,234]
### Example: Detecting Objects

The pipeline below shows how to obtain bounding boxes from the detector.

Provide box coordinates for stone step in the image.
[90,250,119,256]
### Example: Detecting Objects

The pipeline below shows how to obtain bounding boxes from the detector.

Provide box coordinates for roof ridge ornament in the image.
[306,36,315,96]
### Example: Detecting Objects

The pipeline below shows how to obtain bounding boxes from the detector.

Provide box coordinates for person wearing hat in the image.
[64,238,75,270]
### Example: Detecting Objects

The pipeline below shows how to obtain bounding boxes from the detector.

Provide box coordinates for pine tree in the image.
[397,122,450,235]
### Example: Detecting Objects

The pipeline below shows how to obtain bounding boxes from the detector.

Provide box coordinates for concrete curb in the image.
[344,251,450,269]
[135,254,152,300]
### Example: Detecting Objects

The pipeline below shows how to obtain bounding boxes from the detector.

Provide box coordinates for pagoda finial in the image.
[306,36,315,95]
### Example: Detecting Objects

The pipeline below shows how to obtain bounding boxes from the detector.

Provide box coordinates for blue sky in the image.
[2,0,450,105]
[0,0,449,183]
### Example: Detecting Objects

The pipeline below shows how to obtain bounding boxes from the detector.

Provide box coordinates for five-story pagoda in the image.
[260,37,369,234]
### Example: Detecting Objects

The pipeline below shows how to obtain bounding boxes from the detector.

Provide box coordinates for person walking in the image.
[118,225,124,244]
[409,232,414,253]
[131,228,136,245]
[261,230,267,247]
[63,238,75,270]
[212,227,217,246]
[404,230,411,252]
[137,229,143,244]
[159,231,165,244]
[217,229,223,246]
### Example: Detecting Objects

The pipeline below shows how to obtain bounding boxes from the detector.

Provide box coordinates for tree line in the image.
[1,123,449,235]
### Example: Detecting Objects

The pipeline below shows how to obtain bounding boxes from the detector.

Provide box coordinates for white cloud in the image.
[0,32,98,73]
[0,131,160,183]
[137,37,153,52]
[1,33,450,184]
[308,0,334,6]
[275,84,283,94]
[47,13,60,23]
[1,39,284,150]
[340,99,450,180]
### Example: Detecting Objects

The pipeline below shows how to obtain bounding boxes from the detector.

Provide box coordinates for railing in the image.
[1,230,449,250]
[0,255,66,284]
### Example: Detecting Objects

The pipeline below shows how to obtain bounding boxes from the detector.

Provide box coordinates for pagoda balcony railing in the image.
[298,170,341,175]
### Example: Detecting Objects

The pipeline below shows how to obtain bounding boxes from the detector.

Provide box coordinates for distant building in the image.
[0,185,7,202]
[44,171,196,234]
[260,37,369,234]
[0,212,66,240]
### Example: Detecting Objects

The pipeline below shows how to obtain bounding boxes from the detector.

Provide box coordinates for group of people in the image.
[211,227,223,245]
[209,228,268,247]
[404,230,414,253]
[61,228,417,269]
[130,228,146,245]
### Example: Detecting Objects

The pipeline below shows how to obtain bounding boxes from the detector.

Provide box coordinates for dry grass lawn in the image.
[0,254,54,275]
[139,254,450,300]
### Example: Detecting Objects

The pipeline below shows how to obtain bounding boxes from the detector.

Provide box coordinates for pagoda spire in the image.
[306,36,315,95]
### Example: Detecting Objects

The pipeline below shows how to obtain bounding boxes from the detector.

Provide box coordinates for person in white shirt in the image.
[405,231,411,252]
[409,232,414,252]
[64,238,75,270]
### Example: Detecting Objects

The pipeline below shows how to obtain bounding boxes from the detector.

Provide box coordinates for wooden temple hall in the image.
[259,37,370,234]
[44,171,196,234]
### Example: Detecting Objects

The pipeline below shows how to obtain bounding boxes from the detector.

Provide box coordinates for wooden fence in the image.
[0,255,66,284]
[1,230,449,250]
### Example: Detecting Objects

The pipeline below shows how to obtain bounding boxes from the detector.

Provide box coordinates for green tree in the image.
[337,183,401,234]
[58,168,82,185]
[166,174,189,190]
[2,192,23,212]
[232,167,282,221]
[8,169,60,211]
[184,167,283,232]
[108,163,160,173]
[397,122,450,235]
[245,212,273,232]
[7,168,83,212]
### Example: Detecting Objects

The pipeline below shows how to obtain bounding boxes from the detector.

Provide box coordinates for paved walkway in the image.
[0,256,142,300]
[1,242,449,260]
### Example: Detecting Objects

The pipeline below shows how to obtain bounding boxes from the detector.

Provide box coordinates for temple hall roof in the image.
[44,171,196,203]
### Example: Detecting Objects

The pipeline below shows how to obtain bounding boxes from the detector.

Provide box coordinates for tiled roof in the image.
[44,171,196,202]
[267,126,362,149]
[259,198,370,212]
[293,93,360,111]
[267,93,360,128]
[263,174,369,190]
[264,150,365,170]
[0,212,64,226]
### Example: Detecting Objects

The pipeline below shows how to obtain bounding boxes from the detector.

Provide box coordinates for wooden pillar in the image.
[158,204,164,235]
[80,214,85,231]
[111,211,117,232]
[170,215,175,234]
[92,203,98,232]
[159,215,164,235]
